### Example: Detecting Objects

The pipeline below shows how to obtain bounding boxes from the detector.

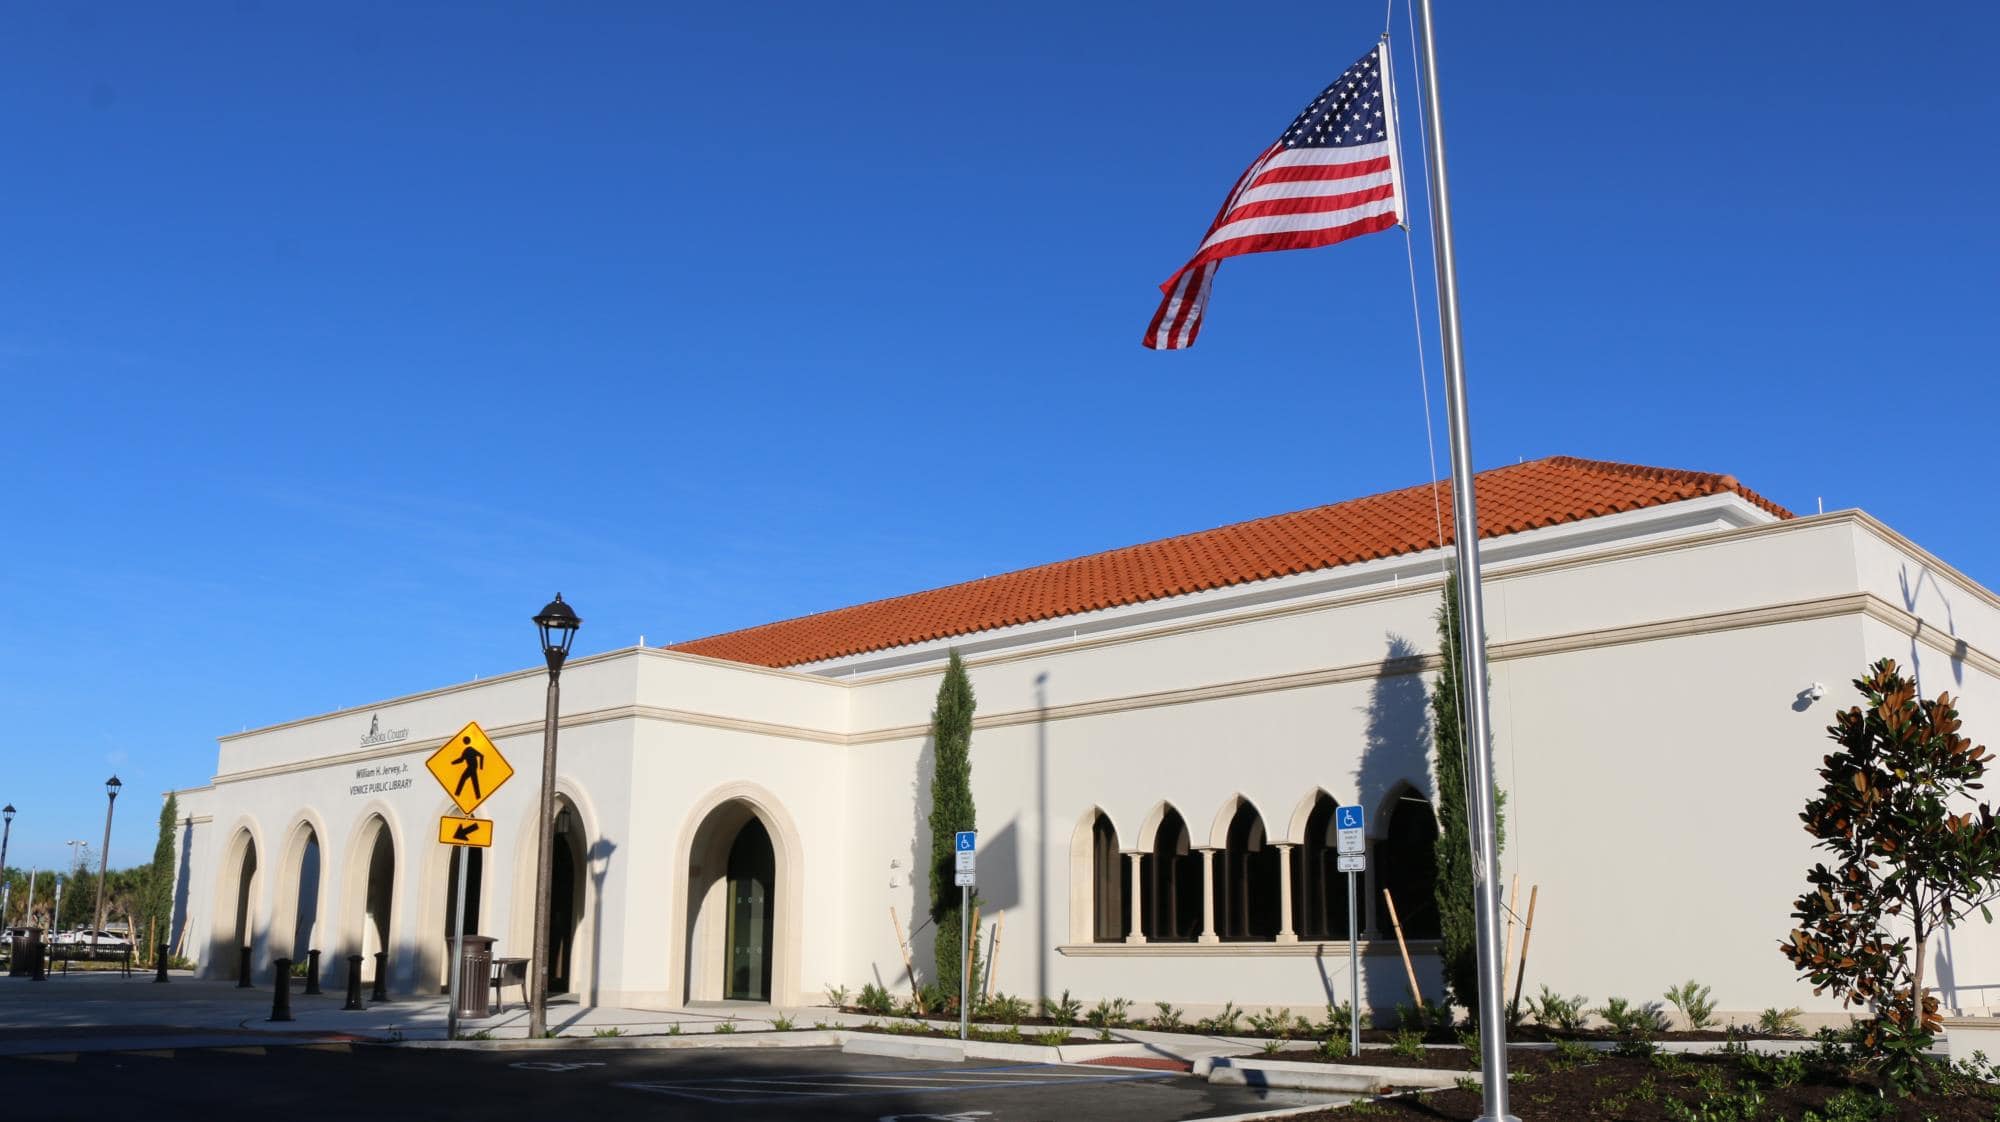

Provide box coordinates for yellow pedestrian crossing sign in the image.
[426,721,513,816]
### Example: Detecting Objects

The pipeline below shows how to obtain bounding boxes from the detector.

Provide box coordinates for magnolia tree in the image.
[1782,658,2000,1073]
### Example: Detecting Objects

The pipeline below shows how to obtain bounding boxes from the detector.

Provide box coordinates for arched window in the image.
[1375,793,1440,939]
[1145,808,1203,942]
[1296,794,1352,940]
[1089,812,1129,943]
[1221,800,1280,941]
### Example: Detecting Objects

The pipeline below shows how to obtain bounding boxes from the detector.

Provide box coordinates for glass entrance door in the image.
[724,818,774,1001]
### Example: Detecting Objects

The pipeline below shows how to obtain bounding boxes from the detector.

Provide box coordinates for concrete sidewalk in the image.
[0,972,1274,1072]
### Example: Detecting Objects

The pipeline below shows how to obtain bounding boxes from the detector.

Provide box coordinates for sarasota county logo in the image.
[360,713,410,748]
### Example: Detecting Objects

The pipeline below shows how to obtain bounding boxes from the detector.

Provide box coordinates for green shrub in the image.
[1801,1089,1892,1122]
[1321,1000,1354,1037]
[1754,1007,1803,1037]
[1247,1007,1306,1039]
[825,984,850,1008]
[1528,986,1591,1033]
[1663,979,1718,1031]
[592,1026,622,1038]
[1085,996,1131,1028]
[1033,1029,1068,1047]
[1150,1001,1184,1031]
[1390,1028,1426,1059]
[1317,1034,1351,1060]
[771,1013,795,1031]
[980,992,1032,1023]
[668,1023,683,1036]
[1595,996,1671,1038]
[857,982,895,1015]
[1260,1038,1283,1055]
[1040,990,1081,1026]
[1195,1001,1242,1034]
[713,1021,737,1034]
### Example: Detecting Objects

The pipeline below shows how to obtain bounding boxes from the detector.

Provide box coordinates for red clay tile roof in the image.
[667,456,1791,669]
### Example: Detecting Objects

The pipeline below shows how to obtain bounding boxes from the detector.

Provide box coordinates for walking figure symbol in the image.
[452,736,484,799]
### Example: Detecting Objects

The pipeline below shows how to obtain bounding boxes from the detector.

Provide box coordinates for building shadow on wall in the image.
[905,732,938,989]
[170,817,194,957]
[589,838,616,1007]
[1354,633,1441,1019]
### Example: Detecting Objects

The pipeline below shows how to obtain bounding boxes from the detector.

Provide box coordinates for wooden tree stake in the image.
[1381,888,1425,1015]
[1508,885,1540,1020]
[889,906,924,1013]
[983,911,1005,1000]
[1500,875,1520,994]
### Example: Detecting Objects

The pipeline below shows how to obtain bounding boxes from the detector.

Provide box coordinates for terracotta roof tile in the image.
[667,456,1790,669]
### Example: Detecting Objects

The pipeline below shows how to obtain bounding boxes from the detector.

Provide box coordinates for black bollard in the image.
[270,957,294,1022]
[154,943,169,984]
[371,951,387,1002]
[343,953,364,1011]
[304,949,322,995]
[236,945,254,988]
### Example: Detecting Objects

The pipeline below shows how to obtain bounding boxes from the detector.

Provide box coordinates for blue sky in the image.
[2,1,1995,871]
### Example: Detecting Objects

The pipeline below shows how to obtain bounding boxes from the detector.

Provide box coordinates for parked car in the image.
[57,929,133,957]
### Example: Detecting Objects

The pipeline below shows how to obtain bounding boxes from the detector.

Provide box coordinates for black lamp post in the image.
[94,778,120,956]
[527,595,581,1040]
[1,804,15,926]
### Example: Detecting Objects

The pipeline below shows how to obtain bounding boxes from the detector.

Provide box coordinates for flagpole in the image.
[1411,1,1515,1119]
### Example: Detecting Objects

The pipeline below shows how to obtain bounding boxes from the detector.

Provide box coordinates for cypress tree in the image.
[1429,571,1505,1017]
[927,649,977,1007]
[144,793,178,963]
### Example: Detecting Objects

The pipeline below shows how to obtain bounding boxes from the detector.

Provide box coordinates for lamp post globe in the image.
[534,594,582,671]
[93,777,120,959]
[527,594,581,1039]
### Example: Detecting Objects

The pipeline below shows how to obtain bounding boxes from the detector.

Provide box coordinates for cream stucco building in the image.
[167,456,2000,1023]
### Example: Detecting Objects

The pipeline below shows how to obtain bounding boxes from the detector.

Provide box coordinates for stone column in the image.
[1124,853,1147,945]
[1197,847,1220,944]
[1275,844,1298,943]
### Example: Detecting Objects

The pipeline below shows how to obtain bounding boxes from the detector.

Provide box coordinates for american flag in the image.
[1145,44,1402,350]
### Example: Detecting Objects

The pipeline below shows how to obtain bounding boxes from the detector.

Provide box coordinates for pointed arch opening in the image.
[675,785,803,1006]
[1220,799,1279,941]
[1089,812,1129,943]
[1375,790,1439,939]
[1295,793,1352,941]
[1144,806,1203,942]
[340,813,398,987]
[270,819,324,964]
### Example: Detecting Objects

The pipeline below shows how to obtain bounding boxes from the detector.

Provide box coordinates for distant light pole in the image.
[527,594,581,1041]
[63,841,85,931]
[1,805,15,926]
[93,777,121,953]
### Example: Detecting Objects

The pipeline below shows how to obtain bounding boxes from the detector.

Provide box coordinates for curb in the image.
[1201,1056,1462,1093]
[401,1029,844,1052]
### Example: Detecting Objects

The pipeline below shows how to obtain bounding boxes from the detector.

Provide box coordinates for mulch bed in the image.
[1266,1045,1477,1070]
[1257,1048,2000,1121]
[844,1022,1097,1046]
[833,1006,1794,1044]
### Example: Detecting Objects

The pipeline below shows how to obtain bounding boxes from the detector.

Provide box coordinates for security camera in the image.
[1806,682,1826,702]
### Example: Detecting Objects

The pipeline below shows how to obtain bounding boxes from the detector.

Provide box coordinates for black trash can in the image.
[7,929,43,978]
[455,935,494,1020]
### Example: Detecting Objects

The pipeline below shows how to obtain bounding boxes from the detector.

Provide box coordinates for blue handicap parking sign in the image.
[956,830,977,851]
[1335,805,1365,831]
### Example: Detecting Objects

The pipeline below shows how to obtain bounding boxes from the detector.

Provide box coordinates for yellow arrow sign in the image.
[438,816,494,848]
[426,721,514,816]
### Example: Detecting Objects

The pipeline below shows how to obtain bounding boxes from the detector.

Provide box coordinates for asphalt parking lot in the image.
[2,1041,1335,1122]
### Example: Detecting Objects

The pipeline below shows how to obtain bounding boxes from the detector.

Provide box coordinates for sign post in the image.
[954,830,976,1040]
[1336,804,1367,1056]
[427,721,513,1041]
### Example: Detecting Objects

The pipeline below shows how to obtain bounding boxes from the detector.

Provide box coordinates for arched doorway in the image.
[543,799,585,996]
[679,789,800,1005]
[271,821,322,963]
[211,828,259,980]
[723,818,774,1001]
[343,815,397,986]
